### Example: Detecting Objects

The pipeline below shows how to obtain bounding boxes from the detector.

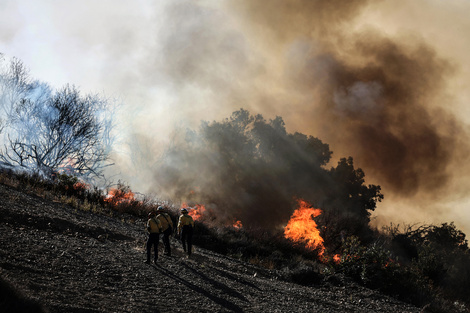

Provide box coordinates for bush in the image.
[410,223,470,304]
[2,169,469,311]
[334,236,435,306]
[103,181,148,215]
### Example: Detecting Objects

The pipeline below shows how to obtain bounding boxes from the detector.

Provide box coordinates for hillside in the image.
[0,182,421,313]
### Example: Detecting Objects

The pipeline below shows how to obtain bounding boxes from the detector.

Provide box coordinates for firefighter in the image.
[156,206,174,256]
[145,211,162,264]
[178,208,195,257]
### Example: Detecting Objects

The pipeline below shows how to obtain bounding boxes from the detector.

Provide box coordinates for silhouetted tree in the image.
[156,109,381,234]
[319,157,383,246]
[393,222,470,303]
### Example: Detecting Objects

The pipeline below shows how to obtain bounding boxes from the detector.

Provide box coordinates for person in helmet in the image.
[145,211,162,264]
[177,208,195,257]
[155,206,174,256]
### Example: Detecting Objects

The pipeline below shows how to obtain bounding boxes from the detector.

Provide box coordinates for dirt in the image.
[0,183,421,313]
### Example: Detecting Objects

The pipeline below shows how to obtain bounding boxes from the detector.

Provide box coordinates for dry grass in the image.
[1,169,469,312]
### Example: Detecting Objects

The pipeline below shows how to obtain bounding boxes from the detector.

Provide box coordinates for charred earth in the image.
[0,182,421,313]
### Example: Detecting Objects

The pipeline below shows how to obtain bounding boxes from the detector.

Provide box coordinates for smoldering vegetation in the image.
[0,54,116,185]
[152,109,332,228]
[2,0,469,228]
[151,108,383,240]
[99,0,470,233]
[1,164,469,312]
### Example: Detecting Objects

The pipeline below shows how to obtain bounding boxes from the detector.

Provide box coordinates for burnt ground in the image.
[0,183,421,313]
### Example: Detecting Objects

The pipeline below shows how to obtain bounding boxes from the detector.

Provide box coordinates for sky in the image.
[1,0,470,234]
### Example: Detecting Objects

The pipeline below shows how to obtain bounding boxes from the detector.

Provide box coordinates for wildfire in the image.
[284,199,325,254]
[180,202,243,229]
[181,203,206,221]
[104,187,136,206]
[73,181,89,191]
[333,254,341,264]
[232,220,243,229]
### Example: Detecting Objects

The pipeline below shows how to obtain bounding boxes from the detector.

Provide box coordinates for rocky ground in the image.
[0,182,422,313]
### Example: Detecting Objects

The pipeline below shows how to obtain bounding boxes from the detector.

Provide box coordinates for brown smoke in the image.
[131,0,470,231]
[315,35,458,196]
[2,0,469,231]
[227,0,468,198]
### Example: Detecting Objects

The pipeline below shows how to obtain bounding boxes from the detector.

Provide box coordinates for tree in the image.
[319,157,384,246]
[0,55,115,182]
[156,109,382,234]
[0,54,33,134]
[397,222,470,302]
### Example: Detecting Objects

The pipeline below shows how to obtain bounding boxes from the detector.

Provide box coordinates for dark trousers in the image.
[162,227,172,255]
[181,225,193,256]
[146,233,160,261]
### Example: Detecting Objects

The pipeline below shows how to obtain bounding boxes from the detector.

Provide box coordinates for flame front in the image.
[181,203,206,221]
[104,188,136,206]
[284,199,324,254]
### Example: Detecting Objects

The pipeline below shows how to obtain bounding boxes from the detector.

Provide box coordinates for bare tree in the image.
[0,55,34,123]
[0,70,115,182]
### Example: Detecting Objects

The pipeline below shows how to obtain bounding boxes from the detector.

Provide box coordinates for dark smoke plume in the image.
[141,0,470,232]
[314,36,459,196]
[2,0,469,231]
[152,109,382,230]
[229,0,468,198]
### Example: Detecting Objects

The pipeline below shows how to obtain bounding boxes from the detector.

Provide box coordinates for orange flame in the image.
[73,181,89,191]
[181,203,206,221]
[104,188,136,206]
[284,199,325,254]
[333,254,341,264]
[233,220,243,229]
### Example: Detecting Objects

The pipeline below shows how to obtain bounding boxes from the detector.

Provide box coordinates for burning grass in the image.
[1,169,469,312]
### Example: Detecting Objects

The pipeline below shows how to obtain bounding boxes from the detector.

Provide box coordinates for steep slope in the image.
[0,183,420,312]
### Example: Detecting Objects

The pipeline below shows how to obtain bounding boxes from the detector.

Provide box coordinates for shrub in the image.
[334,236,435,306]
[410,223,470,304]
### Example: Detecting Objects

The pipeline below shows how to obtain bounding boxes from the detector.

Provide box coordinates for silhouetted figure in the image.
[145,211,162,264]
[178,208,194,257]
[156,206,174,256]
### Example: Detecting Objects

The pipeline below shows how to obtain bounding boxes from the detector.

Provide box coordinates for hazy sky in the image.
[1,0,470,233]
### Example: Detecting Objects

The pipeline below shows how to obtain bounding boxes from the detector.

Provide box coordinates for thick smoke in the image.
[2,0,470,231]
[229,0,467,197]
[311,36,458,196]
[152,109,338,229]
[148,0,469,227]
[152,0,470,229]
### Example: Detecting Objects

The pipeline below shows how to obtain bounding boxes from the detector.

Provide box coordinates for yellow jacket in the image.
[178,214,194,233]
[156,213,174,232]
[147,216,162,234]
